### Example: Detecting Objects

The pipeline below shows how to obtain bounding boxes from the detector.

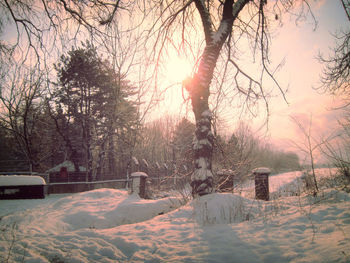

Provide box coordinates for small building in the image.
[46,161,87,183]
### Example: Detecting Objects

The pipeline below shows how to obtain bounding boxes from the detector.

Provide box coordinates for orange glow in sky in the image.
[163,55,193,85]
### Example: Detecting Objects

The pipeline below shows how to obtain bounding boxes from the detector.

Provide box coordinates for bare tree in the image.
[134,115,179,165]
[95,0,314,197]
[1,0,113,65]
[135,0,313,197]
[320,114,350,181]
[316,0,350,186]
[0,64,53,172]
[214,122,260,192]
[290,115,320,195]
[322,135,350,179]
[318,0,350,102]
[98,19,160,179]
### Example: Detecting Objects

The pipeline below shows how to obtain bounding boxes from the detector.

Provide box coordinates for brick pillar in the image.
[131,172,148,198]
[253,167,271,201]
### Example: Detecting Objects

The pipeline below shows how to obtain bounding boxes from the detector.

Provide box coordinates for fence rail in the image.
[48,179,130,185]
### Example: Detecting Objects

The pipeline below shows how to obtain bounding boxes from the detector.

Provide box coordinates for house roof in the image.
[46,161,86,173]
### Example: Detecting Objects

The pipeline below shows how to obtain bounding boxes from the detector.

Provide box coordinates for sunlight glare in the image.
[164,55,192,84]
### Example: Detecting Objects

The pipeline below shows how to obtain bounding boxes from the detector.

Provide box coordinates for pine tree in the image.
[52,42,137,180]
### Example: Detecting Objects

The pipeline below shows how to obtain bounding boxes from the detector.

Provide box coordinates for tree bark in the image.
[185,46,220,197]
[186,0,250,198]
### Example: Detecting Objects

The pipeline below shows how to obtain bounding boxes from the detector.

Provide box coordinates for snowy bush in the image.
[192,193,256,225]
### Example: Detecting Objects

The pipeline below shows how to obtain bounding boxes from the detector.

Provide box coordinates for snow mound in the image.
[191,193,258,225]
[0,188,183,234]
[58,189,181,230]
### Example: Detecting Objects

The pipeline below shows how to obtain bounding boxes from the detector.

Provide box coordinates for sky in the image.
[265,0,348,154]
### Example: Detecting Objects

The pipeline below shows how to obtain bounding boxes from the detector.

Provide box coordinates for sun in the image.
[163,55,193,84]
[160,53,193,113]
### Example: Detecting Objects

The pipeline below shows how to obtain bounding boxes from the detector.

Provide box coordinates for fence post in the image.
[141,159,149,174]
[253,167,271,201]
[173,164,177,185]
[131,172,148,198]
[163,163,168,175]
[155,162,161,190]
[132,157,139,173]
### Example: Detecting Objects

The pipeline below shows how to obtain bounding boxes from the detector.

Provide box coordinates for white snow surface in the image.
[0,175,46,186]
[131,172,148,178]
[132,156,139,166]
[0,169,349,262]
[252,167,271,174]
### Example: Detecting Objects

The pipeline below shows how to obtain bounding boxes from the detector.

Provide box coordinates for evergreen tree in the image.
[52,42,137,179]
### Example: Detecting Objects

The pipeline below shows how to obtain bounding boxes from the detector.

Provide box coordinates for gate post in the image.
[253,167,271,201]
[131,172,148,198]
[155,162,161,190]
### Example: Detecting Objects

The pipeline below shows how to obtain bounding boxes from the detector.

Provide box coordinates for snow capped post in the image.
[155,162,161,189]
[173,163,177,185]
[131,172,148,199]
[252,167,271,201]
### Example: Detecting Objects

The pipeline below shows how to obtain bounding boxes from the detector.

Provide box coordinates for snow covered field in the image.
[0,169,349,262]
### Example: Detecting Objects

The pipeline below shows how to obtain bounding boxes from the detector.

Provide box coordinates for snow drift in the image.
[0,169,349,262]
